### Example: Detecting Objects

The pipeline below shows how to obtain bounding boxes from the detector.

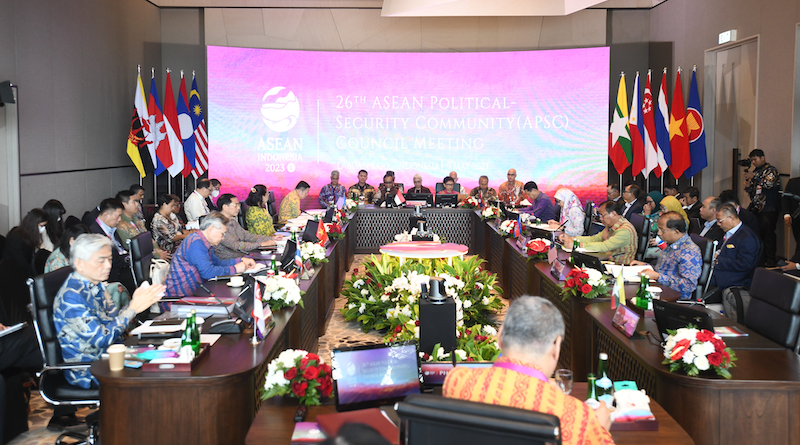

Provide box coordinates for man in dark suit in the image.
[681,186,702,220]
[708,203,760,303]
[781,173,800,268]
[718,189,759,235]
[88,198,135,292]
[621,184,644,219]
[205,178,222,212]
[691,196,724,242]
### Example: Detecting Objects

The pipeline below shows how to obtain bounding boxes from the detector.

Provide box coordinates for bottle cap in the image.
[587,373,596,379]
[599,352,608,360]
[190,309,196,314]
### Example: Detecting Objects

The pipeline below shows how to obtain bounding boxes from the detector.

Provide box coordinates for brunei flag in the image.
[126,72,152,177]
[609,73,632,175]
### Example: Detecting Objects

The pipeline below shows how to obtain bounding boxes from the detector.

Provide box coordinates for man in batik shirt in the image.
[318,170,347,208]
[347,170,376,203]
[744,149,781,267]
[498,168,524,204]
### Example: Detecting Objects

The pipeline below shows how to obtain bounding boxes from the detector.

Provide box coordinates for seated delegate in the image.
[318,170,347,208]
[407,174,432,194]
[548,188,584,237]
[559,200,638,265]
[437,176,458,194]
[630,212,702,300]
[151,194,194,257]
[444,296,613,445]
[707,203,760,302]
[246,184,277,236]
[469,175,497,202]
[519,181,555,221]
[53,234,164,388]
[164,212,257,297]
[347,169,376,203]
[214,194,280,260]
[278,181,311,226]
[375,173,403,206]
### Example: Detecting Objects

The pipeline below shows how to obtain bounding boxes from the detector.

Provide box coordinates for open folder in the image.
[604,264,654,282]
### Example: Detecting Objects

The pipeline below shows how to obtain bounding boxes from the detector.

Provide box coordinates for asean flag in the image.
[684,68,708,178]
[668,68,691,179]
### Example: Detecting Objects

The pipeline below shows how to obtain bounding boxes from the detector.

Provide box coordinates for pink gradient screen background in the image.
[207,46,609,206]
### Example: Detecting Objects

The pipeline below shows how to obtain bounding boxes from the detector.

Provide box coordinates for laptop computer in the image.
[331,342,421,412]
[571,250,606,273]
[653,300,714,340]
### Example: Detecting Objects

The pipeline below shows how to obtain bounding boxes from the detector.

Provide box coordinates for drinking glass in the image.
[555,369,573,395]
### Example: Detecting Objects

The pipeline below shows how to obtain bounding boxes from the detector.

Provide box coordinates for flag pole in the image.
[137,65,143,187]
[166,68,172,195]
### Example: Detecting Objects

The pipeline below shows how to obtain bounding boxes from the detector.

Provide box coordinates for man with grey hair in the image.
[318,170,346,207]
[53,234,165,389]
[444,296,613,445]
[165,212,257,297]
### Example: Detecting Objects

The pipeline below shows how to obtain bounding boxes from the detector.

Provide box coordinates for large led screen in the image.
[207,46,609,206]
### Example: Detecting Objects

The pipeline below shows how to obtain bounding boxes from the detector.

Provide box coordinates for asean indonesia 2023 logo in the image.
[260,87,299,132]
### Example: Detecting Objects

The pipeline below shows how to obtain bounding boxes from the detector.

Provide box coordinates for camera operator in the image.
[781,168,800,271]
[744,149,781,267]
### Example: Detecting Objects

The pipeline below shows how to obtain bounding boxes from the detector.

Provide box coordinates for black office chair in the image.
[28,267,100,445]
[582,201,594,236]
[434,183,462,193]
[744,268,800,352]
[397,393,561,445]
[239,201,249,230]
[627,213,649,262]
[34,248,51,276]
[127,231,154,287]
[688,218,702,235]
[267,190,278,223]
[690,234,718,302]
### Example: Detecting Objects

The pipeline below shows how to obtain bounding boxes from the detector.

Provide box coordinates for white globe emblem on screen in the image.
[260,87,299,132]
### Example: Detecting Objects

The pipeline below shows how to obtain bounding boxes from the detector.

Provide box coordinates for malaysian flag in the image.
[190,73,209,178]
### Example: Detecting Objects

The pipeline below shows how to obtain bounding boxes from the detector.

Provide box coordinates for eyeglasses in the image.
[716,216,730,224]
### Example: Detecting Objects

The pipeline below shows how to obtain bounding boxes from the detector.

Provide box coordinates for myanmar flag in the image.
[609,74,632,175]
[669,69,691,179]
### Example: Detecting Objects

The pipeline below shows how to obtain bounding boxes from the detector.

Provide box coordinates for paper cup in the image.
[108,344,127,371]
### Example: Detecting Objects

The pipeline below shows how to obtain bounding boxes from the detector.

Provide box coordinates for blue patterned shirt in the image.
[318,183,347,208]
[165,231,237,297]
[654,234,702,300]
[53,272,136,388]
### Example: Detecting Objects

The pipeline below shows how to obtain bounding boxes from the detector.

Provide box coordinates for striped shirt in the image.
[165,231,237,297]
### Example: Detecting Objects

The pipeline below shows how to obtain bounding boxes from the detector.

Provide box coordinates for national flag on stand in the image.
[669,68,691,178]
[611,268,626,310]
[513,213,522,238]
[609,73,632,175]
[547,243,557,264]
[126,71,151,177]
[148,74,168,175]
[294,241,304,272]
[629,72,646,178]
[177,72,196,178]
[394,192,406,207]
[162,70,185,177]
[190,74,209,178]
[684,67,708,178]
[642,70,667,177]
[655,69,672,171]
[316,220,329,246]
[252,281,267,339]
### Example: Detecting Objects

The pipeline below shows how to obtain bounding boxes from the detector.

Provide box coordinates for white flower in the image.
[436,348,449,359]
[368,296,376,303]
[414,326,420,338]
[361,289,369,296]
[401,305,413,318]
[482,296,493,305]
[353,279,364,289]
[682,350,696,364]
[358,303,366,314]
[483,325,497,336]
[475,282,484,290]
[463,300,472,309]
[454,349,467,360]
[694,355,710,371]
[380,294,390,302]
[691,341,714,357]
[348,303,356,310]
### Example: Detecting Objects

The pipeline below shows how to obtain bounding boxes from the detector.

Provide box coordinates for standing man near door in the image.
[744,149,781,267]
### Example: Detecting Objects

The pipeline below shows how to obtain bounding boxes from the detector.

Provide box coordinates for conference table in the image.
[90,207,800,445]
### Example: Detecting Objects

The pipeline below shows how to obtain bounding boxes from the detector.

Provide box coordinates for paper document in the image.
[604,265,654,282]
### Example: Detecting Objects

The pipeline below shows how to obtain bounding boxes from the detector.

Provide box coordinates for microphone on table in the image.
[200,283,232,319]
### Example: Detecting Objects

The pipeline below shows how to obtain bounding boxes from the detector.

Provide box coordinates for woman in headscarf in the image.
[659,195,689,225]
[548,188,585,237]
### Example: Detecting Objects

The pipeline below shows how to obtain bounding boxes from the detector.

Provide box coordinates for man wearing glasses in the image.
[559,200,638,265]
[706,204,760,303]
[630,212,702,300]
[318,170,347,208]
[375,173,403,206]
[165,212,257,297]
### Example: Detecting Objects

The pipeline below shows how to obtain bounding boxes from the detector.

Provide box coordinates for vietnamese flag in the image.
[669,68,691,178]
[316,220,328,246]
[608,73,632,175]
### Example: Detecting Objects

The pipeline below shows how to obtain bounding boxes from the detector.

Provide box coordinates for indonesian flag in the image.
[669,68,692,179]
[394,192,406,207]
[642,71,666,177]
[162,71,184,177]
[316,221,328,246]
[252,281,267,340]
[628,72,646,178]
[608,73,632,175]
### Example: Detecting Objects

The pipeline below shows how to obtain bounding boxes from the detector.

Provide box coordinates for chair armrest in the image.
[44,363,93,372]
[700,286,719,303]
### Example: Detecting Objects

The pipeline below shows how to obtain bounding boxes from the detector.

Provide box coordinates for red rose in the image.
[579,272,589,280]
[306,353,320,362]
[722,350,730,366]
[365,278,372,285]
[475,335,487,342]
[353,268,359,275]
[415,320,419,326]
[566,278,576,288]
[291,381,308,397]
[465,329,472,336]
[284,367,297,380]
[696,330,715,342]
[707,352,723,367]
[303,366,320,380]
[422,352,430,361]
[712,338,726,352]
[580,284,593,294]
[568,269,580,278]
[299,357,310,370]
[466,357,475,362]
[321,363,332,375]
[394,325,403,333]
[318,377,332,397]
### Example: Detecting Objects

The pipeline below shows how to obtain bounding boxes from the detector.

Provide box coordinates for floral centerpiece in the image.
[525,238,552,260]
[344,198,359,213]
[256,275,305,311]
[560,267,609,299]
[459,195,481,210]
[335,208,349,223]
[340,255,503,342]
[481,206,501,221]
[498,219,519,237]
[299,241,328,265]
[262,349,333,406]
[662,326,737,378]
[421,325,501,362]
[325,222,344,240]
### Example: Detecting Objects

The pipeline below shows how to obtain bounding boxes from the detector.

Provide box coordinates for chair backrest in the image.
[434,183,462,193]
[690,234,717,301]
[688,218,702,235]
[267,190,278,221]
[583,201,594,235]
[27,266,74,367]
[744,268,800,351]
[34,248,51,276]
[128,231,154,286]
[239,201,249,230]
[397,393,561,445]
[627,213,649,261]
